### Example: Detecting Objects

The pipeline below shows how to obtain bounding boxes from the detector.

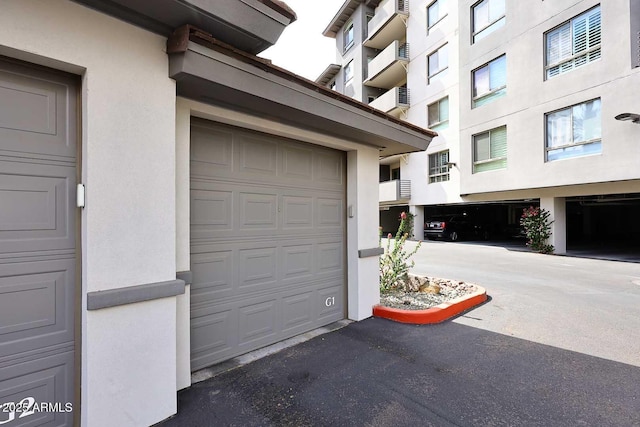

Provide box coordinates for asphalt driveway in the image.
[159,242,640,426]
[160,317,639,426]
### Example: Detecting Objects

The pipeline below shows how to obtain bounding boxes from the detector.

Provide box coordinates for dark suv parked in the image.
[424,215,487,241]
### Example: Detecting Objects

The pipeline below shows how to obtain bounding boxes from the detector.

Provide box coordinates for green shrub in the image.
[379,212,422,292]
[520,206,554,254]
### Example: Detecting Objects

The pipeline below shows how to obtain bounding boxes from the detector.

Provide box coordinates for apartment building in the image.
[320,0,640,254]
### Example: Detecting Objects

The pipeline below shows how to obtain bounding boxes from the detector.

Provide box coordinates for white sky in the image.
[259,0,345,81]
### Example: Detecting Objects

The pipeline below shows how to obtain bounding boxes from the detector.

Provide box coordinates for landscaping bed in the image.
[374,274,487,324]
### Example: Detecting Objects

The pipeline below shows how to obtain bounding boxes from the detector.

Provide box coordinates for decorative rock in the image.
[380,275,479,311]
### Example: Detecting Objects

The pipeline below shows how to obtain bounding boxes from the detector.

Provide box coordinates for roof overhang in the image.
[323,0,362,38]
[323,0,382,37]
[168,26,435,157]
[315,64,342,86]
[72,0,296,54]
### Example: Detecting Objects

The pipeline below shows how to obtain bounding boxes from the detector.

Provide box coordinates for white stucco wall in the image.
[405,0,462,208]
[0,1,178,426]
[458,0,640,195]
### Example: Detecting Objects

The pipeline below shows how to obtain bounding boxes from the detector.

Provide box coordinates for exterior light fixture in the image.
[614,113,640,123]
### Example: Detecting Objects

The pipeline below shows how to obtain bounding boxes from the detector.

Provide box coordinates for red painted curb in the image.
[373,287,488,324]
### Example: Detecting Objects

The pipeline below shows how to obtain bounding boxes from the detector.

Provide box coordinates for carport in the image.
[422,200,535,242]
[566,193,640,262]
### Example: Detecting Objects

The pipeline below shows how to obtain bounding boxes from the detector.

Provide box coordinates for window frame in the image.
[391,167,401,180]
[471,0,506,43]
[343,21,355,53]
[344,60,354,84]
[544,5,601,80]
[544,98,602,162]
[427,0,448,32]
[427,96,449,130]
[429,150,450,183]
[472,125,507,173]
[427,43,449,83]
[472,54,507,108]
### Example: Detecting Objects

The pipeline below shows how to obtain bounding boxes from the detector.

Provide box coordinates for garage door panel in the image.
[191,189,233,230]
[281,244,314,279]
[191,121,345,369]
[0,350,73,426]
[239,192,277,230]
[190,251,234,304]
[317,242,344,274]
[237,247,277,292]
[237,135,277,177]
[237,299,278,348]
[318,284,345,322]
[315,151,344,186]
[190,124,233,176]
[317,197,344,229]
[281,291,314,334]
[281,144,313,180]
[0,259,74,359]
[0,162,74,254]
[0,72,75,160]
[190,306,236,368]
[282,196,313,228]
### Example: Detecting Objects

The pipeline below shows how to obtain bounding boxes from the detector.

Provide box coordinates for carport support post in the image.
[540,197,566,254]
[410,205,424,241]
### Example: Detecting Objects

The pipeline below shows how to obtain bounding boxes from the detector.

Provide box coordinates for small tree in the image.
[520,206,554,254]
[379,212,422,292]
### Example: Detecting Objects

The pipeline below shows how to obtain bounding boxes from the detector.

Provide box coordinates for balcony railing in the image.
[365,41,409,87]
[398,86,409,104]
[379,179,411,202]
[398,42,409,58]
[369,86,410,117]
[365,0,409,49]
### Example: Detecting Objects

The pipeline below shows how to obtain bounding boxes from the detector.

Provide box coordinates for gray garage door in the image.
[190,120,346,370]
[0,59,77,425]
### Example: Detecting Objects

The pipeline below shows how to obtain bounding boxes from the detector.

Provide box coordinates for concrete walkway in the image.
[158,242,640,426]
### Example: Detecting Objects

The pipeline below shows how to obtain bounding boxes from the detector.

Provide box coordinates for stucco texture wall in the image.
[0,1,178,426]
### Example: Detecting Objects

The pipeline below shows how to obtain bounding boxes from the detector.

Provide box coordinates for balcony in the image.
[380,179,411,203]
[369,86,409,117]
[365,41,409,89]
[365,0,409,49]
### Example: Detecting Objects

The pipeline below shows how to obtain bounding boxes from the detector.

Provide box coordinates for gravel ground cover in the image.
[379,276,478,310]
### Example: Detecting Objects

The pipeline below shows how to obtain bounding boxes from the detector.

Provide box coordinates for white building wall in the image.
[405,0,462,216]
[0,1,178,426]
[335,4,369,100]
[459,0,640,196]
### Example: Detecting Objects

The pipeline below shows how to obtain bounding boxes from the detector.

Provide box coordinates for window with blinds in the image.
[428,96,449,131]
[473,126,507,173]
[472,55,506,108]
[545,6,601,79]
[429,150,450,183]
[545,98,601,161]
